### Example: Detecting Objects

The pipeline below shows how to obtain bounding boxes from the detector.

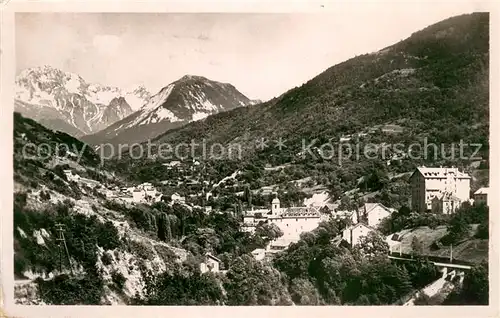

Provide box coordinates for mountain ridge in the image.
[82,74,253,146]
[15,66,151,136]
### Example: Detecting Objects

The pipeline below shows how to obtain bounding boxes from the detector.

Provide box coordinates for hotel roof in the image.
[415,167,471,179]
[282,207,321,217]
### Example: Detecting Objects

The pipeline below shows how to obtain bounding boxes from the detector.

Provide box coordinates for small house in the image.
[342,223,375,247]
[251,248,266,261]
[473,187,489,206]
[362,203,395,228]
[200,253,221,273]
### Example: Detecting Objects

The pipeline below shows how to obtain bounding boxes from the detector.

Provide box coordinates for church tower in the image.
[271,197,280,216]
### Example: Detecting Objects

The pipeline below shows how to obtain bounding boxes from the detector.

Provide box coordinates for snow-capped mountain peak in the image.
[82,74,253,146]
[15,66,151,136]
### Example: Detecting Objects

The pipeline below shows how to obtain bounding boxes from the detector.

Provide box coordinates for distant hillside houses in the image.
[337,127,398,143]
[339,135,352,142]
[63,169,80,182]
[63,169,101,188]
[410,166,471,214]
[162,160,181,169]
[381,124,404,134]
[366,124,404,134]
[162,159,200,172]
[171,193,186,204]
[107,182,163,204]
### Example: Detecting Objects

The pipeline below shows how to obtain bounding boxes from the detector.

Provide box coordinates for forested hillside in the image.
[149,13,488,159]
[112,13,489,209]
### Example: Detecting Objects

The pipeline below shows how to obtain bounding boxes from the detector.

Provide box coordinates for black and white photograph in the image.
[1,0,498,314]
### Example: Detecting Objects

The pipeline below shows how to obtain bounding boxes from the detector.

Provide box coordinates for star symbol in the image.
[256,138,268,150]
[275,137,287,150]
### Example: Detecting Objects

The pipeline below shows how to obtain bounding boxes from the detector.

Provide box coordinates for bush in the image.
[101,252,113,266]
[37,270,104,305]
[413,293,432,305]
[111,271,127,291]
[39,190,51,201]
[127,240,155,261]
[14,200,121,276]
[476,222,488,239]
[154,245,178,262]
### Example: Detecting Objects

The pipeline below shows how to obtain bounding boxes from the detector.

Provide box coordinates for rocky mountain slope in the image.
[13,112,190,304]
[13,112,287,306]
[82,75,253,146]
[148,13,489,163]
[15,66,151,136]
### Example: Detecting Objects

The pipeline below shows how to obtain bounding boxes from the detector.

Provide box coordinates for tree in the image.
[460,261,489,304]
[355,294,371,305]
[254,223,284,242]
[338,195,357,211]
[353,232,390,259]
[289,277,322,305]
[411,236,424,257]
[183,228,220,253]
[139,269,225,305]
[243,185,252,207]
[445,261,489,305]
[377,216,393,235]
[224,255,292,305]
[444,213,470,244]
[319,205,332,215]
[476,221,488,239]
[398,205,411,216]
[157,213,172,241]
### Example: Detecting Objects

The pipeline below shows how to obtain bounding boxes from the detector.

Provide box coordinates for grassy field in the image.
[386,225,488,264]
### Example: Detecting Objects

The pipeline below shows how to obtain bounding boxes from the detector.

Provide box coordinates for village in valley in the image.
[242,166,488,264]
[58,159,489,280]
[13,103,490,306]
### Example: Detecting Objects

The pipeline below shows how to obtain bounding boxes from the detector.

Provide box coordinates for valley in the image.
[11,12,490,306]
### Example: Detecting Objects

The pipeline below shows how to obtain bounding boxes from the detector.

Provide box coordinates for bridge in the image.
[389,255,469,306]
[388,254,471,271]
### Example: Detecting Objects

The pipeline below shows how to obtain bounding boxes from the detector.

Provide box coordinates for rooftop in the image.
[251,248,266,254]
[364,202,395,215]
[205,253,221,263]
[282,207,321,217]
[441,192,461,202]
[474,187,489,195]
[345,222,376,232]
[416,166,471,179]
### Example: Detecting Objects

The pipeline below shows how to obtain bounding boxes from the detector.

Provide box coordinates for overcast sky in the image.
[15,4,481,101]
